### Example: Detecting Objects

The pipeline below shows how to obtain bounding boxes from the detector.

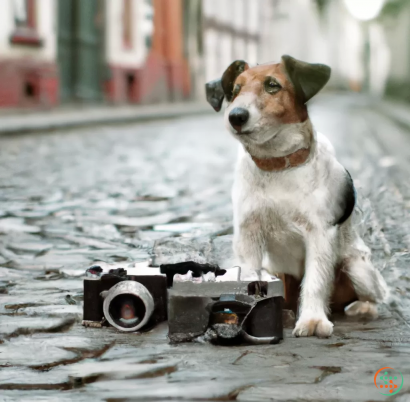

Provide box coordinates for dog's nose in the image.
[229,107,249,131]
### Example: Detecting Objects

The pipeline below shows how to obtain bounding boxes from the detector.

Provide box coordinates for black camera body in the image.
[83,267,168,331]
[83,262,284,345]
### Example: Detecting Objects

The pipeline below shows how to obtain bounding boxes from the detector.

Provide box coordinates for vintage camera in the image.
[167,273,284,344]
[83,262,284,345]
[83,266,168,332]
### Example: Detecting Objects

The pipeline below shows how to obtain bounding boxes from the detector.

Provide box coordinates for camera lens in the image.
[108,294,146,328]
[103,281,154,332]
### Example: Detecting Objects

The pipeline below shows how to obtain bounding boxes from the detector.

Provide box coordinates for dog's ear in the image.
[205,60,249,111]
[205,79,224,112]
[281,55,331,103]
[221,60,249,102]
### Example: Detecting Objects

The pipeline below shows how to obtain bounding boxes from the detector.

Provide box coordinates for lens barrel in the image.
[102,281,154,332]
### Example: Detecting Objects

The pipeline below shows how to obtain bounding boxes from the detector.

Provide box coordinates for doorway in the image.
[57,0,105,103]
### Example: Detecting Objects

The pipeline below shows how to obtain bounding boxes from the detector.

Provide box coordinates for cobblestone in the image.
[0,96,409,401]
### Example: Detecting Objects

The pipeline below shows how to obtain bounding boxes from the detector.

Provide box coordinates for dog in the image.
[205,55,389,338]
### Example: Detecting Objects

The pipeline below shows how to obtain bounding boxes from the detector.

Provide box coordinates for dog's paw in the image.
[345,301,378,319]
[293,314,334,338]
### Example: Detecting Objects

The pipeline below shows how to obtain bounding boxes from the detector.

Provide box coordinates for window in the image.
[10,0,42,46]
[14,0,35,28]
[143,0,154,50]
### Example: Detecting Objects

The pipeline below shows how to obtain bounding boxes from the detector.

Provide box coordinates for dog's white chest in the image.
[233,159,315,277]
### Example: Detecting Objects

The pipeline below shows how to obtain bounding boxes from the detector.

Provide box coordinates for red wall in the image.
[0,58,58,108]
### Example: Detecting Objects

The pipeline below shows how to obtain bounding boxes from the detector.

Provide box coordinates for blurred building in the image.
[0,0,58,108]
[0,0,189,108]
[1,0,409,109]
[105,0,190,104]
[381,1,410,102]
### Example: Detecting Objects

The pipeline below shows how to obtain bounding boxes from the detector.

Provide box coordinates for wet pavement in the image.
[0,94,409,401]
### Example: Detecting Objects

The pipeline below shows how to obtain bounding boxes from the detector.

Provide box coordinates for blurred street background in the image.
[0,1,410,401]
[0,0,410,110]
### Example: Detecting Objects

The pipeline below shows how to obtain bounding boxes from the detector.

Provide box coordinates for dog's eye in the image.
[232,84,241,99]
[264,78,281,94]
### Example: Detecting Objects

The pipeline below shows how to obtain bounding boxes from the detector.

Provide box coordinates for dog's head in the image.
[206,55,331,155]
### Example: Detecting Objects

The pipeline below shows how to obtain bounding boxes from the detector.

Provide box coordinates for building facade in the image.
[0,0,190,108]
[2,0,409,109]
[105,0,190,104]
[0,0,58,108]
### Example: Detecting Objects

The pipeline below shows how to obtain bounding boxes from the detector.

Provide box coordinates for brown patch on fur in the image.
[234,63,308,124]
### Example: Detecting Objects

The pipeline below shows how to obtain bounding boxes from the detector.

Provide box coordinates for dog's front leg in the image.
[233,226,263,280]
[293,228,336,338]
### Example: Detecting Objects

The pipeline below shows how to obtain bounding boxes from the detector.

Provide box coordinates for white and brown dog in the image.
[206,55,388,338]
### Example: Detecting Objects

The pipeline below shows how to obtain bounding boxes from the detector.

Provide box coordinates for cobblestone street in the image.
[0,95,409,401]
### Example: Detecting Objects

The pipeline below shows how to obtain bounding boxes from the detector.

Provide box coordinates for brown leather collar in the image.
[250,146,311,172]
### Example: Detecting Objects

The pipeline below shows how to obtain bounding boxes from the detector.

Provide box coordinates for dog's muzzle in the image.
[229,107,249,132]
